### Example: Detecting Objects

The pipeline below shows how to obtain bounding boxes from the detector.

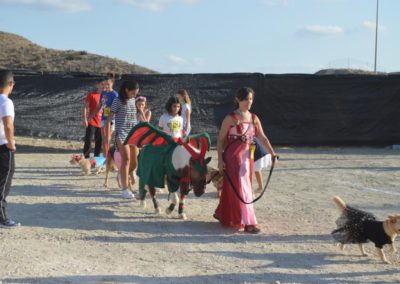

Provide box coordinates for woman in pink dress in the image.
[214,87,277,233]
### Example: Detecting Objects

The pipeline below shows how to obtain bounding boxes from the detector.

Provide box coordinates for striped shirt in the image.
[110,97,137,143]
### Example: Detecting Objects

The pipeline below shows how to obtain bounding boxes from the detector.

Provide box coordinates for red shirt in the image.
[86,91,102,128]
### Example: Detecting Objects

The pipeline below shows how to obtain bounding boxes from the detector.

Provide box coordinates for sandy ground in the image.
[1,137,400,284]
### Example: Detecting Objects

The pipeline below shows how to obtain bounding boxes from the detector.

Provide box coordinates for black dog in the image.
[332,196,400,264]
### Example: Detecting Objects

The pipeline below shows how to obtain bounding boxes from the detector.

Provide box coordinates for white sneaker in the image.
[0,219,21,228]
[121,189,134,199]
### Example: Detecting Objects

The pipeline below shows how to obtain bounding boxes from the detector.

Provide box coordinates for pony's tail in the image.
[333,196,347,212]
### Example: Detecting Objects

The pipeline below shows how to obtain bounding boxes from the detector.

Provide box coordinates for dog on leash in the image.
[206,166,224,198]
[103,146,136,191]
[332,196,400,264]
[69,154,91,175]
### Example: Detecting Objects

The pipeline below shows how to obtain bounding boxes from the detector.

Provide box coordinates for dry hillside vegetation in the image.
[0,31,156,74]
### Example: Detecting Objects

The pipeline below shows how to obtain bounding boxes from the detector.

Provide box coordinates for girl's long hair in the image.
[119,80,139,105]
[177,89,191,106]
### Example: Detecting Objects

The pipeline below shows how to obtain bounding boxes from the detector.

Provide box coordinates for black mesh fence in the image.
[10,71,400,146]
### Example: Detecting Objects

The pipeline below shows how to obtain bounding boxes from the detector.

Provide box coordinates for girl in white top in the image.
[135,96,152,122]
[158,96,183,140]
[176,89,191,137]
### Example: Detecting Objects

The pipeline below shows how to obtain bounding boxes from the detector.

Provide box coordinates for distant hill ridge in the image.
[0,31,157,75]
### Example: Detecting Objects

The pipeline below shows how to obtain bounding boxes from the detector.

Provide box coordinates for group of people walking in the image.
[0,70,277,234]
[82,77,193,199]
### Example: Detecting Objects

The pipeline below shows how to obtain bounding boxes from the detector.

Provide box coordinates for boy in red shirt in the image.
[82,80,104,158]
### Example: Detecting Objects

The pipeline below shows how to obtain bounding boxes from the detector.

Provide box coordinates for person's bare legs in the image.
[255,170,263,192]
[116,138,133,199]
[101,123,111,158]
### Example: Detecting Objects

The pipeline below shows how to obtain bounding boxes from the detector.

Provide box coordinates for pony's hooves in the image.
[140,200,146,208]
[165,208,172,215]
[155,207,161,214]
[179,213,187,220]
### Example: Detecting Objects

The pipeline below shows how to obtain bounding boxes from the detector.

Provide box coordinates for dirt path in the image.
[1,137,400,283]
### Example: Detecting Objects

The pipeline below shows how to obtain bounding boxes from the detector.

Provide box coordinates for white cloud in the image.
[167,54,188,65]
[363,20,386,33]
[297,25,344,36]
[165,55,206,72]
[116,0,198,12]
[258,0,288,6]
[0,0,91,12]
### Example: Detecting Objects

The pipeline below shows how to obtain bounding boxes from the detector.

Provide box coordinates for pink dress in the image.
[214,113,257,229]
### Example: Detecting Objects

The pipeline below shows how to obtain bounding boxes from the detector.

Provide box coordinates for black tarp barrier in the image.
[10,71,400,146]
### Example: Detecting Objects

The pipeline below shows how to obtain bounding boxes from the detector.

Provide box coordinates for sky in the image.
[0,0,399,74]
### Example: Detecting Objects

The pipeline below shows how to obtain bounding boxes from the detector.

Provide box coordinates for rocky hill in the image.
[0,31,157,75]
[315,68,386,75]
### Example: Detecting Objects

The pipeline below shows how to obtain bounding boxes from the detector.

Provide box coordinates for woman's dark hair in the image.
[119,80,139,105]
[234,87,255,109]
[165,96,182,115]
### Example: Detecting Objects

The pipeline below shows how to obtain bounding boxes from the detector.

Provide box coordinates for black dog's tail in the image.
[333,196,347,212]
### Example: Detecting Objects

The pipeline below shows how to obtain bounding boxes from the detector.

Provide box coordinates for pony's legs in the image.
[148,186,161,214]
[139,179,147,208]
[166,192,179,215]
[178,193,187,220]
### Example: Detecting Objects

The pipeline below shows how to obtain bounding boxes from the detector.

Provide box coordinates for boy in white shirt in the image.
[0,70,19,228]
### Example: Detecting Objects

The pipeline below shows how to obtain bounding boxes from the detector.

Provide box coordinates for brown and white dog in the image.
[332,196,400,264]
[69,154,92,175]
[206,166,224,198]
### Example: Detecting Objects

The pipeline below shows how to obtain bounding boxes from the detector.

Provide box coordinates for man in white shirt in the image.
[0,70,19,228]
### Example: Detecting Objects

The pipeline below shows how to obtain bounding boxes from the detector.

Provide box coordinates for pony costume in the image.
[124,122,211,219]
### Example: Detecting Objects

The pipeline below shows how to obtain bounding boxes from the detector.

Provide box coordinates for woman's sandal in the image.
[244,225,261,234]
